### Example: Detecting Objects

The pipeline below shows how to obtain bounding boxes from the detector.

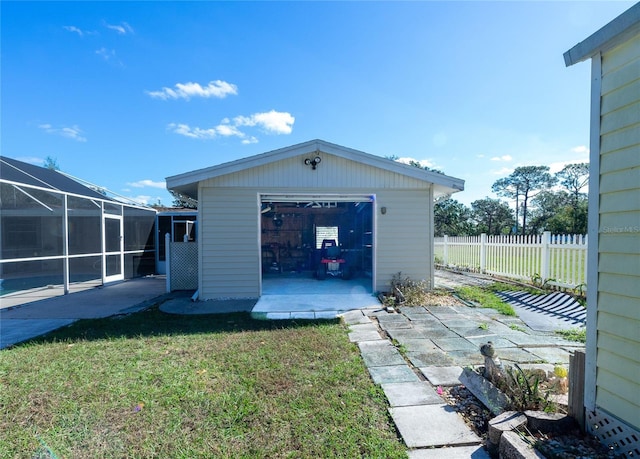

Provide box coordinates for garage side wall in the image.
[376,189,432,290]
[595,34,640,430]
[196,152,439,299]
[199,186,260,299]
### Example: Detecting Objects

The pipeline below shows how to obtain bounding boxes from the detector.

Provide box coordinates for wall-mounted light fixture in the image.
[304,156,322,170]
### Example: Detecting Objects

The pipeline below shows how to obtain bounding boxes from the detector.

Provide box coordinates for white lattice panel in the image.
[170,242,198,290]
[587,409,640,457]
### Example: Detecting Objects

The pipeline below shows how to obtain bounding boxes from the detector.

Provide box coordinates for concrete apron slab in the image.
[251,293,381,320]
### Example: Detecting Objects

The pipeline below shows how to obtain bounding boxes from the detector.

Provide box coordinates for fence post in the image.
[443,235,449,265]
[165,233,171,293]
[569,349,586,430]
[583,234,588,288]
[541,231,551,282]
[480,233,487,273]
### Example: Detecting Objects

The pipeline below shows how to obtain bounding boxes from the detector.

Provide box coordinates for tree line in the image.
[435,163,589,236]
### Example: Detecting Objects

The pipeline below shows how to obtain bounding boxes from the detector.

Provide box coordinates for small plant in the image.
[389,272,431,306]
[478,323,489,330]
[500,364,556,413]
[572,283,587,298]
[531,273,557,290]
[392,339,408,357]
[509,324,526,332]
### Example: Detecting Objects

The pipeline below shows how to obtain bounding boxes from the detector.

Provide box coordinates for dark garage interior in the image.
[260,200,372,281]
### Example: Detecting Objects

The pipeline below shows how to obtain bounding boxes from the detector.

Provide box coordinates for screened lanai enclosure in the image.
[0,156,156,296]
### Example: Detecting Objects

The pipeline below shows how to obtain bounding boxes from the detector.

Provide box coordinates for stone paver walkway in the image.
[340,300,585,458]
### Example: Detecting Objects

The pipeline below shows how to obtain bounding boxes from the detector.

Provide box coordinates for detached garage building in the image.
[166,139,464,300]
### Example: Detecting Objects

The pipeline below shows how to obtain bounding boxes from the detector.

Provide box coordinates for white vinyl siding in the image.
[376,189,432,289]
[201,153,427,189]
[596,34,640,430]
[198,187,260,299]
[198,185,432,298]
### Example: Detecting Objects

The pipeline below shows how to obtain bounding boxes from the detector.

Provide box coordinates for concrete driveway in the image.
[0,276,167,349]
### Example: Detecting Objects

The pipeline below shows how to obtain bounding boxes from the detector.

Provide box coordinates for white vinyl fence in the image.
[434,231,588,289]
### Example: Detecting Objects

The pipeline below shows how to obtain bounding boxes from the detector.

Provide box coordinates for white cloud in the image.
[571,145,589,154]
[128,179,166,189]
[104,21,134,35]
[168,110,295,142]
[242,136,259,145]
[490,155,513,162]
[129,195,152,205]
[63,25,85,36]
[234,110,295,134]
[168,123,219,139]
[548,159,589,174]
[214,123,244,138]
[394,157,436,169]
[39,124,87,142]
[146,80,238,100]
[95,47,123,66]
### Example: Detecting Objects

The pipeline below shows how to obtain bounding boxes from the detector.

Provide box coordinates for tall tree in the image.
[470,198,515,235]
[491,166,556,235]
[530,190,588,234]
[556,163,589,233]
[434,198,472,236]
[170,190,198,209]
[44,156,60,170]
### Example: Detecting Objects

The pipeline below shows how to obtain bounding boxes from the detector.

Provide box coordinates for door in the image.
[103,215,124,283]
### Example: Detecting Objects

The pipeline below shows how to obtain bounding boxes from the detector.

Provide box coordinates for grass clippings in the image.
[0,308,407,458]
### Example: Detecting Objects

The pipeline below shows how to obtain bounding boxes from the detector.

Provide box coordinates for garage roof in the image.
[564,2,640,66]
[166,139,465,199]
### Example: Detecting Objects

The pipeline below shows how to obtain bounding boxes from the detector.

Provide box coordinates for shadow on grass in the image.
[20,303,340,347]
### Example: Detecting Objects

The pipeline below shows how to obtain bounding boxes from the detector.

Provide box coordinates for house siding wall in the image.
[196,153,435,299]
[199,186,261,299]
[596,34,640,430]
[201,153,427,189]
[376,189,433,288]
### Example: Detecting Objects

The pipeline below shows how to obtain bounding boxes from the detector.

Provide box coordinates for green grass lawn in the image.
[454,284,516,316]
[435,245,587,288]
[0,308,407,458]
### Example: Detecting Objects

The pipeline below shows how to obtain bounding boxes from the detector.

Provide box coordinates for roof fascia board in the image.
[166,139,464,193]
[564,3,640,66]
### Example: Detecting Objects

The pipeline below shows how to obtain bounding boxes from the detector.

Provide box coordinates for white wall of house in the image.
[591,33,640,430]
[376,188,434,289]
[196,152,437,299]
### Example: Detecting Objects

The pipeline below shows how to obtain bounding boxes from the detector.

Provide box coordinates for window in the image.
[315,226,339,249]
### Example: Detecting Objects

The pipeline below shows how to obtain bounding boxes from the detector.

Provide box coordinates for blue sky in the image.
[2,1,635,207]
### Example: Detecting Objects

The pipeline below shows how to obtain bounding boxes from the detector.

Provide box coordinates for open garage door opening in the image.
[260,195,373,294]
